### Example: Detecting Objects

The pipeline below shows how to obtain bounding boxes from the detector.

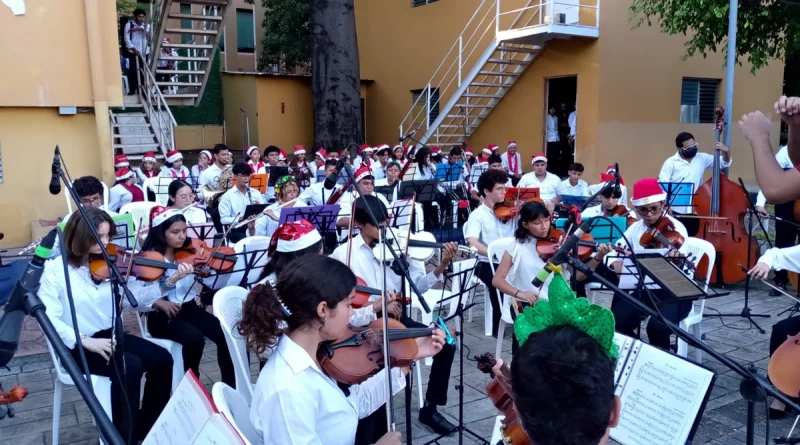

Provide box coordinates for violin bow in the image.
[346,194,357,267]
[376,204,398,434]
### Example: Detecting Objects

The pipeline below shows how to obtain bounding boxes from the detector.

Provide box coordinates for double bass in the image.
[693,107,759,284]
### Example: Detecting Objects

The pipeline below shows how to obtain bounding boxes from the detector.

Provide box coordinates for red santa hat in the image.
[246,146,260,157]
[354,165,374,183]
[507,140,518,149]
[279,149,287,161]
[149,205,183,228]
[464,149,474,157]
[358,144,371,155]
[114,154,130,168]
[601,164,625,185]
[404,145,413,155]
[199,150,213,162]
[481,147,492,155]
[293,145,306,155]
[142,151,157,163]
[531,153,547,164]
[315,148,327,160]
[268,219,322,256]
[430,146,442,155]
[375,144,391,155]
[630,178,666,207]
[488,144,499,152]
[393,144,404,152]
[115,167,133,181]
[166,150,183,164]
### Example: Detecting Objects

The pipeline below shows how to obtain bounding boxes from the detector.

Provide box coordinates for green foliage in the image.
[171,50,224,125]
[246,0,312,72]
[629,0,800,72]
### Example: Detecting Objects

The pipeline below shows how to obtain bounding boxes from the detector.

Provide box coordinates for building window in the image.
[411,87,440,126]
[236,9,255,53]
[412,0,439,6]
[180,4,193,43]
[219,29,225,52]
[680,78,720,124]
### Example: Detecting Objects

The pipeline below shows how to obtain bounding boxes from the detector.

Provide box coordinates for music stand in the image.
[659,182,695,213]
[560,194,586,206]
[186,222,217,247]
[505,187,540,201]
[374,185,396,203]
[390,198,416,231]
[61,214,136,250]
[154,177,172,205]
[281,205,341,254]
[435,162,463,184]
[316,170,326,183]
[265,166,289,186]
[468,163,488,187]
[402,163,417,181]
[398,180,437,202]
[632,253,717,303]
[249,173,269,194]
[589,216,628,245]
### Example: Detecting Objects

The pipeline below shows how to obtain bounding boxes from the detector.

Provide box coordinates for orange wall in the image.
[0,0,122,107]
[255,77,316,150]
[222,74,259,152]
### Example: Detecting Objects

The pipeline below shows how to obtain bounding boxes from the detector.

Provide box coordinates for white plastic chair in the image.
[677,237,716,362]
[212,382,258,445]
[134,313,184,392]
[64,181,110,214]
[487,237,516,359]
[143,177,170,205]
[226,236,272,289]
[119,201,159,235]
[47,340,112,445]
[213,286,254,404]
[461,224,487,331]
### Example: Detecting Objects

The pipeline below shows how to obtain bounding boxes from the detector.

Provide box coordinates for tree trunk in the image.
[311,0,363,153]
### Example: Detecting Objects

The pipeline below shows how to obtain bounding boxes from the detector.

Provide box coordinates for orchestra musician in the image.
[353,144,374,171]
[135,151,161,185]
[500,141,522,184]
[39,208,172,444]
[299,159,341,206]
[218,162,265,243]
[198,144,232,192]
[465,169,517,337]
[190,149,212,189]
[257,176,307,238]
[133,206,235,388]
[391,144,406,167]
[336,166,390,229]
[330,195,459,438]
[372,144,391,180]
[314,148,327,174]
[257,220,324,288]
[555,163,587,203]
[518,153,561,208]
[108,167,144,212]
[159,150,190,180]
[606,178,692,351]
[240,254,444,445]
[289,145,313,188]
[477,146,492,164]
[585,165,629,209]
[114,154,130,171]
[581,185,637,221]
[247,146,266,174]
[373,160,402,202]
[166,179,207,224]
[658,132,731,236]
[63,176,119,223]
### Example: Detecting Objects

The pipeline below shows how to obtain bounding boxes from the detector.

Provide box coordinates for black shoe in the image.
[771,282,788,296]
[770,407,788,419]
[419,405,455,436]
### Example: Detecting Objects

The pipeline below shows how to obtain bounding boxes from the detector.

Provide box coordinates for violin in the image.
[476,353,531,445]
[495,188,542,221]
[317,318,437,385]
[611,205,637,227]
[768,333,800,399]
[326,179,353,205]
[639,217,684,250]
[352,276,411,309]
[89,243,206,282]
[372,229,478,263]
[535,227,596,260]
[174,238,237,273]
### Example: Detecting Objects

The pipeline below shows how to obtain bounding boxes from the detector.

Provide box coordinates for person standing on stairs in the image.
[123,8,149,96]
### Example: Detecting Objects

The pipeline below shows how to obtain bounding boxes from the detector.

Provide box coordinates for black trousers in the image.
[353,315,456,445]
[611,289,692,351]
[773,201,799,286]
[69,329,173,444]
[124,51,140,94]
[147,299,236,388]
[475,261,502,337]
[771,315,800,356]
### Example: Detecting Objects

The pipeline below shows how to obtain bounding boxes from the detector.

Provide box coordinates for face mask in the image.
[680,144,698,159]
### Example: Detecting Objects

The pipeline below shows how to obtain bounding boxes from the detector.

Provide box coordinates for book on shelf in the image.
[142,370,244,445]
[610,333,716,445]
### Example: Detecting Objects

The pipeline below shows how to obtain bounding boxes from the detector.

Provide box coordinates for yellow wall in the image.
[0,0,122,107]
[222,74,259,152]
[175,125,225,149]
[0,109,102,248]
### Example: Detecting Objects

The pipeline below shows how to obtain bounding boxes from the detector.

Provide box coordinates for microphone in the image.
[399,131,415,142]
[0,229,58,367]
[49,147,61,195]
[530,218,593,288]
[324,157,348,190]
[613,162,620,190]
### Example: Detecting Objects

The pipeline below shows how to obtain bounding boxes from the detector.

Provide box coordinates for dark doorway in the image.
[544,76,577,177]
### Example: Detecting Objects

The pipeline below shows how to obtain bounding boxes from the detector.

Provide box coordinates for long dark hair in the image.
[415,147,431,174]
[257,239,323,282]
[239,255,357,355]
[166,179,193,206]
[140,214,190,254]
[63,207,117,268]
[515,201,550,242]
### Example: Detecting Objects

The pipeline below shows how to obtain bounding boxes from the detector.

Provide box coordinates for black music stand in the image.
[186,222,218,247]
[280,205,341,254]
[265,166,289,186]
[399,180,437,202]
[632,253,727,303]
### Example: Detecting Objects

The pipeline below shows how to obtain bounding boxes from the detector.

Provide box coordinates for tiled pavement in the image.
[2,278,800,444]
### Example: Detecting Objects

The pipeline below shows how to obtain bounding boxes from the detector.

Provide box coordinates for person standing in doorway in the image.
[546,106,560,164]
[123,8,149,96]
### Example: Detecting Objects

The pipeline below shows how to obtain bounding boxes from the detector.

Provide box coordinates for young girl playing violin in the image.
[492,201,614,353]
[240,254,445,445]
[39,208,172,444]
[134,206,235,387]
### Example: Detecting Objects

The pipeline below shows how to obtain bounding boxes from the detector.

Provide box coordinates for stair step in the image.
[168,13,223,21]
[113,143,160,149]
[457,104,494,108]
[159,56,211,62]
[179,0,228,5]
[463,93,503,99]
[496,45,539,54]
[486,58,528,65]
[113,134,156,139]
[156,69,206,75]
[439,124,474,128]
[162,43,214,49]
[113,112,147,118]
[162,93,200,98]
[165,28,219,35]
[156,81,203,87]
[478,71,520,77]
[470,82,509,87]
[112,123,150,127]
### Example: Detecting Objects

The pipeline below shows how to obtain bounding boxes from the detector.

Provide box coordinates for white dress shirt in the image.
[335,191,391,224]
[518,172,561,202]
[129,262,214,306]
[158,166,190,180]
[256,200,308,238]
[759,244,800,273]
[581,204,637,221]
[198,163,225,191]
[501,152,522,176]
[546,114,560,142]
[464,203,517,263]
[39,259,157,348]
[503,238,568,300]
[251,335,406,445]
[218,186,265,225]
[190,165,206,189]
[135,168,158,186]
[123,21,150,55]
[756,146,792,206]
[584,182,629,208]
[181,206,209,225]
[568,111,577,137]
[373,178,401,202]
[658,151,732,214]
[556,178,588,198]
[372,163,387,180]
[300,182,341,207]
[412,164,435,181]
[108,184,133,212]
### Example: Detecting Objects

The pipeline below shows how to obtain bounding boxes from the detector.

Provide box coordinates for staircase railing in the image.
[398,0,600,145]
[136,52,177,157]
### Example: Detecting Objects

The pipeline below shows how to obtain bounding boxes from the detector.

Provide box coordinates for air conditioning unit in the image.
[545,13,566,24]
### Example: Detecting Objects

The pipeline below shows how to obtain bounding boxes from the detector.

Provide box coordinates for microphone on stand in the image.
[530,218,593,288]
[324,157,348,190]
[49,147,62,195]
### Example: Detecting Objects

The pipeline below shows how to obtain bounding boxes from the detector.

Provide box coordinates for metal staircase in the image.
[150,0,228,107]
[398,0,600,148]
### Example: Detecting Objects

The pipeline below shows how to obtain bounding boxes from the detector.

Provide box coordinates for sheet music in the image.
[143,371,216,445]
[611,339,715,445]
[192,414,245,445]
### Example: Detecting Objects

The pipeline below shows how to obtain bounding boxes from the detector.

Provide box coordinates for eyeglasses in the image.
[682,144,698,151]
[176,193,196,201]
[636,205,662,215]
[80,195,103,206]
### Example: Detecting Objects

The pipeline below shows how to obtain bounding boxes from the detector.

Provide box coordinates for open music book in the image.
[610,333,716,445]
[142,370,244,445]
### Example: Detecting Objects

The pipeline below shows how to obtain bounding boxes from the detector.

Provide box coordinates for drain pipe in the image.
[84,0,115,184]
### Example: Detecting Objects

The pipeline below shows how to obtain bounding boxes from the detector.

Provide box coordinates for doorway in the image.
[544,76,577,177]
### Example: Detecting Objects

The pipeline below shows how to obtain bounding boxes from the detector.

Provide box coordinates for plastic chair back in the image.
[213,286,254,404]
[212,382,258,445]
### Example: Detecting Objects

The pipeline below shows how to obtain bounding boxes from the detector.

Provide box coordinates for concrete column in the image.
[84,0,114,184]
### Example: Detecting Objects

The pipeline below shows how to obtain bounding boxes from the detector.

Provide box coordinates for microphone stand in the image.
[568,248,800,445]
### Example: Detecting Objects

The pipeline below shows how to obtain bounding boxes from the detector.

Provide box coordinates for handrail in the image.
[136,52,177,157]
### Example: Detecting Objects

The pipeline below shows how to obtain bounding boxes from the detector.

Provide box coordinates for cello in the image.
[693,107,759,284]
